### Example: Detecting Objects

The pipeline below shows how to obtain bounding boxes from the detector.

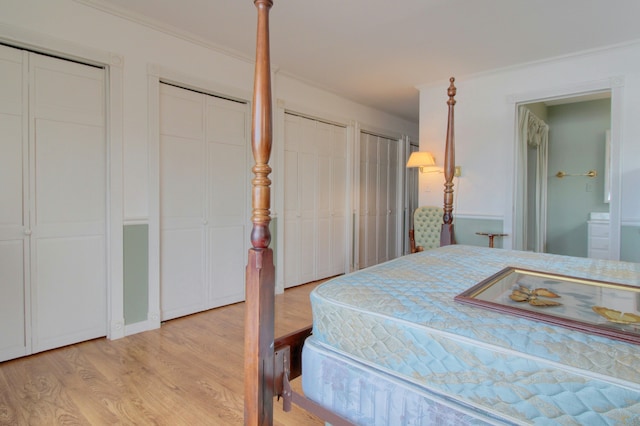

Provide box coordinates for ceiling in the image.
[84,0,640,122]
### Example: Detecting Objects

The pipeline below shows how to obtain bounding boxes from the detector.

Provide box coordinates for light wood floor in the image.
[0,282,324,426]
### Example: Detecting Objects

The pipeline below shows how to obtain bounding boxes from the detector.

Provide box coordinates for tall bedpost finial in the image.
[245,1,276,425]
[441,77,456,246]
[250,0,274,249]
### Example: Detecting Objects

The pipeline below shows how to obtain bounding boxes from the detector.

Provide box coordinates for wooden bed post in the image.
[244,1,275,425]
[441,77,457,246]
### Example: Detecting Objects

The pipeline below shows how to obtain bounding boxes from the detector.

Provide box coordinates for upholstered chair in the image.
[409,206,443,253]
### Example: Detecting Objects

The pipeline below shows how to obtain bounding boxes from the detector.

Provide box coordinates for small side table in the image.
[475,232,508,248]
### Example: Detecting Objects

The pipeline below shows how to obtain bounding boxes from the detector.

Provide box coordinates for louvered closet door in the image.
[159,84,249,320]
[0,45,28,361]
[30,53,107,353]
[377,138,390,263]
[359,133,378,269]
[358,132,400,269]
[387,139,399,258]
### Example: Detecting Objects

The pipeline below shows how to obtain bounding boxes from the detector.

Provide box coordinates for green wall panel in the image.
[454,217,505,248]
[621,225,640,263]
[124,224,149,325]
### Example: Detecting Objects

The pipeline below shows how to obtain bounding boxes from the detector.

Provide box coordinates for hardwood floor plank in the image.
[0,281,325,426]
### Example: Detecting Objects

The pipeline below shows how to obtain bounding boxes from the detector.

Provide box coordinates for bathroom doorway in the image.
[516,91,618,259]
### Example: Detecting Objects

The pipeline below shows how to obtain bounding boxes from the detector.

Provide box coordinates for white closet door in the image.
[30,53,107,352]
[283,114,316,288]
[316,122,333,278]
[159,84,249,320]
[159,84,207,320]
[318,123,348,277]
[330,126,348,276]
[0,46,29,361]
[283,113,347,287]
[206,96,248,307]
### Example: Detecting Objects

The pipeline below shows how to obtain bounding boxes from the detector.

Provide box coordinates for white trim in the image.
[123,217,149,226]
[155,65,252,105]
[73,0,255,66]
[107,53,125,339]
[147,65,162,332]
[417,40,640,93]
[280,100,352,129]
[0,23,125,340]
[507,77,623,259]
[621,219,640,227]
[124,318,157,337]
[455,213,505,221]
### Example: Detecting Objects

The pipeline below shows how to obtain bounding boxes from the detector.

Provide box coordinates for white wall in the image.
[418,42,640,249]
[2,0,417,222]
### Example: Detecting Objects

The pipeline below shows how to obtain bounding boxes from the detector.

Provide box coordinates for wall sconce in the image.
[406,151,441,173]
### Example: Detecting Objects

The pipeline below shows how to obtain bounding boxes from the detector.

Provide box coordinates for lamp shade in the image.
[406,151,436,168]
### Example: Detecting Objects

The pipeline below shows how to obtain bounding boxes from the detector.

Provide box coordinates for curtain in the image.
[518,106,549,252]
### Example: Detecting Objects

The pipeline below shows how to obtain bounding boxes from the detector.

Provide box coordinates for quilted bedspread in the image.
[307,245,640,425]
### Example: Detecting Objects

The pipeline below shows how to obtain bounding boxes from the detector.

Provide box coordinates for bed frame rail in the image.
[274,327,355,426]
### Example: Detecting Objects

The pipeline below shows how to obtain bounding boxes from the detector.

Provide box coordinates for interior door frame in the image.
[0,23,125,339]
[507,77,624,260]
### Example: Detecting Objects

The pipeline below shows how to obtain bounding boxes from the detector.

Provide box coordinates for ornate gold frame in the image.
[455,267,640,345]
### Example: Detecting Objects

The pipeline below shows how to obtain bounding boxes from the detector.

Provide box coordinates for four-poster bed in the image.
[244,1,640,425]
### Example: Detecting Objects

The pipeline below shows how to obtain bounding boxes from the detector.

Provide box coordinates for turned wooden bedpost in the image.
[441,77,456,246]
[245,1,275,425]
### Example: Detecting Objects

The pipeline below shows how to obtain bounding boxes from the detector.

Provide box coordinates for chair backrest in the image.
[413,206,443,250]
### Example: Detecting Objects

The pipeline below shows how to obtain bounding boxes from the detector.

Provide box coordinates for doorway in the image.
[515,88,620,260]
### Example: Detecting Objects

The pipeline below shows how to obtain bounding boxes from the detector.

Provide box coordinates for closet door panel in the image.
[207,97,248,306]
[209,226,244,304]
[0,240,27,360]
[34,121,105,227]
[159,85,206,320]
[283,149,299,286]
[364,137,378,268]
[160,84,249,317]
[160,229,205,320]
[0,55,27,360]
[33,236,105,351]
[208,129,246,220]
[331,128,347,275]
[298,151,316,284]
[283,113,301,287]
[283,114,347,285]
[316,154,332,277]
[30,53,106,353]
[377,138,390,263]
[387,141,399,258]
[159,133,204,318]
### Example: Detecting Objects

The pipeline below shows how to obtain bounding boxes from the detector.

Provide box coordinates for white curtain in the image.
[518,106,549,252]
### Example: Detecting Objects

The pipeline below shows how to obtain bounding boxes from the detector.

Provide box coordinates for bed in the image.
[303,245,640,424]
[243,1,640,425]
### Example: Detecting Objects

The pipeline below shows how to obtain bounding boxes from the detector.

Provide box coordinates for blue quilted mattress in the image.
[303,245,640,425]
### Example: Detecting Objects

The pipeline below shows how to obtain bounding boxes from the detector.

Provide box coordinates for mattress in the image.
[303,245,640,425]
